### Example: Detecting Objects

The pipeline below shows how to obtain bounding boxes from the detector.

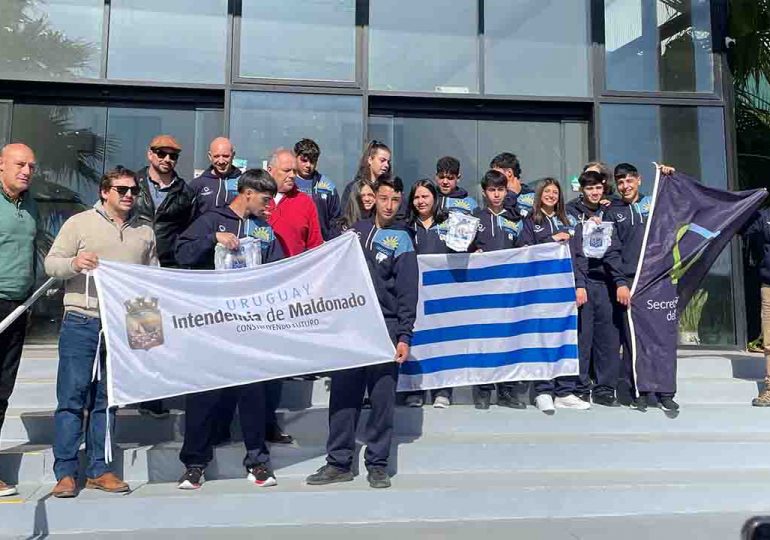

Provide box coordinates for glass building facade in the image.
[0,0,738,346]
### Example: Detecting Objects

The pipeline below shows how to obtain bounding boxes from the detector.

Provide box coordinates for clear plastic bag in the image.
[445,212,480,252]
[214,237,262,270]
[582,220,613,259]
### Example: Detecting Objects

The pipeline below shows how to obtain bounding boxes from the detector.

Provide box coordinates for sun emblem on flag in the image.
[382,236,400,250]
[452,199,471,211]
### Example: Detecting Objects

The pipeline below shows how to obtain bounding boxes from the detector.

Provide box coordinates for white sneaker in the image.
[433,396,450,409]
[535,394,555,413]
[554,394,591,410]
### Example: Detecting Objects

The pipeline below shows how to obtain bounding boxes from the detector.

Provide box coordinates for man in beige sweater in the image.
[45,166,157,498]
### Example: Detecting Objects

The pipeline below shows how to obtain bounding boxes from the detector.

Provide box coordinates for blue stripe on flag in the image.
[401,344,578,375]
[411,315,577,346]
[424,287,575,315]
[422,258,572,286]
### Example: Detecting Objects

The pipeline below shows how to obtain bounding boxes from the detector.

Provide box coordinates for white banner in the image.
[93,234,396,407]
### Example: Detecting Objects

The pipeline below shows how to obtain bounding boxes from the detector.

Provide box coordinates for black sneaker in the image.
[659,396,680,412]
[497,389,526,409]
[247,464,277,487]
[633,395,648,412]
[366,466,391,489]
[577,392,591,403]
[266,427,294,445]
[138,400,170,419]
[178,467,204,490]
[474,389,491,410]
[306,464,354,485]
[593,394,620,407]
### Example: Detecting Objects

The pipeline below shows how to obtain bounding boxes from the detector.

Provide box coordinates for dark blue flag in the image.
[630,171,767,395]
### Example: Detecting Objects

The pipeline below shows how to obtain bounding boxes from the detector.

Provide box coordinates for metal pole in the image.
[0,277,58,335]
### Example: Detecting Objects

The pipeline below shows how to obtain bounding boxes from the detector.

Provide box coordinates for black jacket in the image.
[606,195,652,280]
[175,206,284,270]
[295,171,341,241]
[566,198,625,286]
[744,208,770,285]
[473,207,521,252]
[134,167,196,268]
[189,166,242,218]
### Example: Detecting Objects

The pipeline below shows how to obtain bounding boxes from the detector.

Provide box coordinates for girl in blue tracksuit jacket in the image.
[516,177,586,413]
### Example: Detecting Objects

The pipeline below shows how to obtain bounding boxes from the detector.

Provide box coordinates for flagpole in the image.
[627,164,663,397]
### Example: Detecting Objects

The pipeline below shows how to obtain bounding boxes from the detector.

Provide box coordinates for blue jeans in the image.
[54,311,114,480]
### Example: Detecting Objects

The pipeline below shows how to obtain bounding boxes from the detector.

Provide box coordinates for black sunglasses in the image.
[111,185,141,196]
[152,149,180,161]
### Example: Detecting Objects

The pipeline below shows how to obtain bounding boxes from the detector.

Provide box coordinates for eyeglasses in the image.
[152,149,180,161]
[111,185,140,196]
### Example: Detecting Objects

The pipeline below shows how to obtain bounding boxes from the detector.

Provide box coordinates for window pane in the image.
[0,0,103,80]
[605,0,714,92]
[600,103,734,345]
[230,92,363,185]
[484,0,591,97]
[239,0,355,82]
[105,107,198,181]
[0,102,10,146]
[107,0,227,84]
[11,103,108,343]
[194,109,225,177]
[369,0,478,93]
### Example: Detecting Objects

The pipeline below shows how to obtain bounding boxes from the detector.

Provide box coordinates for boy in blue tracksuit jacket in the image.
[434,156,479,216]
[307,176,417,490]
[489,152,535,218]
[566,171,630,407]
[294,138,341,241]
[607,163,664,409]
[471,170,528,409]
[174,170,283,491]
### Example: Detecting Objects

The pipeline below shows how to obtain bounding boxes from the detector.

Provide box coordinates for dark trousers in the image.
[0,299,27,432]
[477,381,528,394]
[211,378,284,444]
[534,377,577,397]
[327,359,399,471]
[180,382,269,469]
[265,379,283,432]
[405,387,452,401]
[577,279,622,398]
[54,312,114,480]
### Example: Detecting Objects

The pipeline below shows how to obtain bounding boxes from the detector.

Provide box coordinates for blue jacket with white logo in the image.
[744,207,770,286]
[516,212,576,247]
[473,207,521,252]
[437,187,478,216]
[566,198,626,286]
[295,171,341,241]
[607,195,652,279]
[175,205,284,269]
[503,183,535,218]
[351,218,418,344]
[411,219,453,255]
[189,166,242,218]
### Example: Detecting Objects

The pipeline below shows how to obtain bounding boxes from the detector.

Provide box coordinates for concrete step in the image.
[7,434,770,485]
[4,472,770,537]
[5,402,770,448]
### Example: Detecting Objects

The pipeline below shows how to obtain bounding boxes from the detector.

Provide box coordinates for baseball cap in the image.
[149,135,182,152]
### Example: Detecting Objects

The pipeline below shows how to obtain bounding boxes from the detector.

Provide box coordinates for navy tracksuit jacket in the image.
[567,198,628,398]
[294,171,341,241]
[326,219,418,471]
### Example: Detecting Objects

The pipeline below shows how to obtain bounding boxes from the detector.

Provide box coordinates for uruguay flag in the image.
[397,243,579,391]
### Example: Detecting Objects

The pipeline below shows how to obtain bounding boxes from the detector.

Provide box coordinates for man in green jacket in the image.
[0,143,38,498]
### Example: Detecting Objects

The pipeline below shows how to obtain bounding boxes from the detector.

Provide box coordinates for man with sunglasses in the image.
[45,167,158,498]
[134,135,195,418]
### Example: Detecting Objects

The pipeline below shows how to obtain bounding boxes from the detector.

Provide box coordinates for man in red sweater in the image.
[266,148,323,256]
[263,148,323,444]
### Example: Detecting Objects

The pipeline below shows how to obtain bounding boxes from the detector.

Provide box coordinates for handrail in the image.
[0,277,58,335]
